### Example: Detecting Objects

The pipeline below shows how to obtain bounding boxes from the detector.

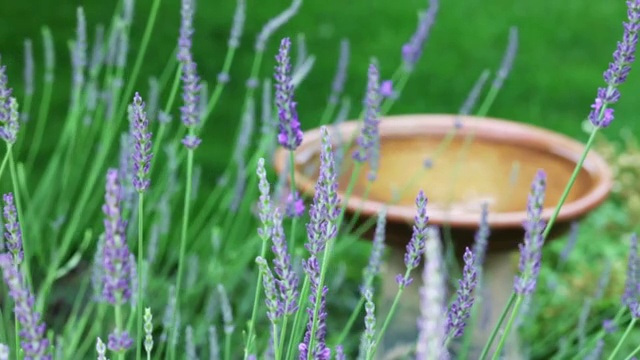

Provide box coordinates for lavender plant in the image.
[0,0,638,359]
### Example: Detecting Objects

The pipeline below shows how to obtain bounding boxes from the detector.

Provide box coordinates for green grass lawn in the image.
[1,0,638,173]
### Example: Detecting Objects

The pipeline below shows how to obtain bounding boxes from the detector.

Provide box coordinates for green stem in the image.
[0,151,9,180]
[288,151,298,252]
[608,318,637,360]
[171,148,194,360]
[369,278,409,358]
[136,193,144,360]
[286,279,310,359]
[115,0,163,122]
[478,293,516,360]
[244,239,269,359]
[569,307,627,359]
[13,313,18,360]
[489,296,523,360]
[202,46,238,122]
[115,304,125,360]
[335,297,365,346]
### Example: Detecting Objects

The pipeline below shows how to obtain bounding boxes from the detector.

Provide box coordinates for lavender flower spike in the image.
[328,39,350,105]
[589,1,640,128]
[353,63,381,181]
[131,93,153,192]
[24,39,34,98]
[0,253,50,359]
[396,190,429,288]
[446,247,478,339]
[623,233,639,306]
[271,208,299,315]
[228,0,246,48]
[102,169,133,305]
[491,27,518,91]
[402,0,439,71]
[514,169,547,296]
[3,193,23,265]
[275,37,303,150]
[177,0,195,63]
[416,228,448,360]
[180,58,202,149]
[0,63,20,145]
[0,344,8,360]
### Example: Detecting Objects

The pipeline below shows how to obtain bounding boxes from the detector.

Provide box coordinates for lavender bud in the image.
[217,285,235,335]
[96,338,107,360]
[353,63,381,181]
[402,0,439,70]
[144,308,154,354]
[177,0,195,63]
[186,325,198,360]
[209,326,220,360]
[446,247,478,339]
[459,69,490,115]
[3,193,23,265]
[108,330,133,352]
[491,27,518,91]
[271,209,299,315]
[89,24,105,76]
[131,93,153,192]
[623,233,639,306]
[514,170,547,295]
[589,1,640,128]
[0,253,50,359]
[275,37,303,150]
[473,202,490,274]
[328,39,350,105]
[229,0,246,48]
[255,0,302,52]
[256,256,281,321]
[397,190,429,288]
[42,27,55,83]
[416,231,448,359]
[71,7,87,104]
[363,209,386,289]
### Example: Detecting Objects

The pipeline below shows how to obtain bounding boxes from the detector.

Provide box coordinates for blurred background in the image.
[1,0,638,175]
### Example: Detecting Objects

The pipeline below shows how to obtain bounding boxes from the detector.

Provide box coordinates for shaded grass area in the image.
[1,0,638,174]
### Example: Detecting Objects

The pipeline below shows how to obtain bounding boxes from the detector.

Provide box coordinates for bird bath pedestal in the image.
[274,114,612,358]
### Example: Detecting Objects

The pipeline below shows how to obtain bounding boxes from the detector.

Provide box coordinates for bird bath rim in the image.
[273,113,613,231]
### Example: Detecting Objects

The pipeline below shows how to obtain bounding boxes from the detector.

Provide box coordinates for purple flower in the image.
[177,0,195,63]
[396,190,429,288]
[108,330,133,352]
[588,1,640,128]
[361,288,376,354]
[362,209,387,289]
[353,63,382,181]
[402,0,439,70]
[299,127,338,360]
[416,228,448,360]
[602,319,617,334]
[623,233,639,306]
[335,345,345,360]
[0,253,50,359]
[285,191,305,218]
[328,39,350,105]
[0,62,19,144]
[271,209,299,315]
[491,27,518,91]
[256,256,281,321]
[472,202,490,273]
[180,59,202,149]
[131,93,153,192]
[275,37,303,151]
[459,69,490,116]
[3,193,23,264]
[514,169,547,296]
[380,80,393,98]
[101,169,133,305]
[446,247,477,339]
[584,340,604,360]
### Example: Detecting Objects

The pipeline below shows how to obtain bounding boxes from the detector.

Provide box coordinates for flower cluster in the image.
[588,0,640,128]
[0,63,19,145]
[514,169,547,295]
[396,190,429,287]
[3,193,23,264]
[0,253,50,359]
[131,92,152,192]
[275,37,303,151]
[353,63,382,181]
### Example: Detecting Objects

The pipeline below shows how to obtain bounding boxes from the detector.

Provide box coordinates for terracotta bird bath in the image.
[273,114,612,358]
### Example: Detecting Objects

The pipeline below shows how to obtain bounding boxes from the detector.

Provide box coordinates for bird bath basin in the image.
[273,114,612,357]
